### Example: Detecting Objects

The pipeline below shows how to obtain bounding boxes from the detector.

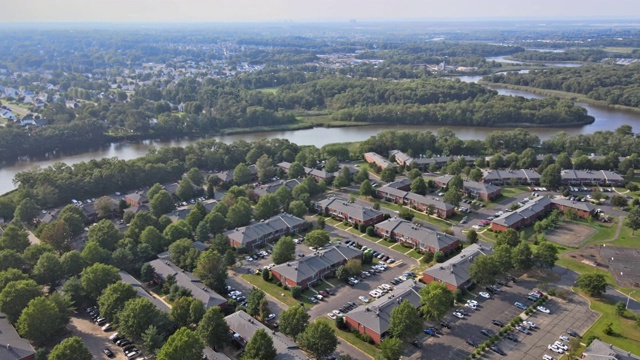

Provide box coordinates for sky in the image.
[4,0,640,23]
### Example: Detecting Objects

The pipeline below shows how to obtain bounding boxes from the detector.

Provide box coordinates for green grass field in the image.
[602,226,640,248]
[241,274,314,309]
[500,186,530,198]
[315,317,380,358]
[603,47,639,54]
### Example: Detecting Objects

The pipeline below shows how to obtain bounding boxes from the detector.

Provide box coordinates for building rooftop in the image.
[422,243,493,287]
[316,197,383,223]
[582,339,640,360]
[375,217,460,251]
[253,179,302,198]
[118,271,170,313]
[552,198,596,212]
[223,213,305,247]
[271,244,362,283]
[492,196,552,227]
[0,312,35,360]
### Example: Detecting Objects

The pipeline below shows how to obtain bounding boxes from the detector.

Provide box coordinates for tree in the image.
[325,157,339,173]
[611,195,629,208]
[14,198,40,224]
[242,328,277,360]
[140,263,156,283]
[204,211,227,235]
[0,279,42,323]
[171,296,204,328]
[359,179,374,197]
[616,301,626,316]
[380,337,404,360]
[254,194,281,220]
[496,228,520,247]
[626,207,640,234]
[169,238,200,271]
[469,168,483,182]
[80,242,110,265]
[354,167,370,184]
[279,304,309,340]
[197,306,229,351]
[126,211,159,241]
[0,269,28,292]
[305,230,330,248]
[466,230,478,244]
[534,242,558,269]
[142,325,164,354]
[233,163,253,185]
[540,164,562,189]
[17,296,66,346]
[60,250,85,277]
[32,252,63,288]
[297,321,338,360]
[410,176,427,195]
[58,205,87,237]
[80,263,120,300]
[272,236,296,264]
[443,187,461,207]
[94,196,116,219]
[157,327,204,360]
[176,178,196,201]
[469,255,498,285]
[88,219,121,251]
[186,206,206,230]
[0,223,30,253]
[388,299,422,339]
[49,336,92,360]
[40,220,71,253]
[511,242,534,271]
[246,288,266,317]
[140,226,167,253]
[576,273,608,297]
[491,245,513,274]
[98,281,137,320]
[449,175,464,191]
[147,183,164,203]
[287,200,307,218]
[164,220,193,243]
[118,297,168,340]
[192,249,226,293]
[380,167,396,183]
[419,282,454,321]
[226,198,252,229]
[288,162,306,179]
[259,297,271,321]
[224,249,236,266]
[256,154,275,182]
[344,258,362,277]
[187,167,205,186]
[150,190,176,217]
[0,249,24,271]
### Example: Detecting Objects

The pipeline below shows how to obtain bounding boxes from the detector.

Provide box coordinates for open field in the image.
[500,186,530,198]
[545,222,596,247]
[595,226,640,249]
[603,46,639,53]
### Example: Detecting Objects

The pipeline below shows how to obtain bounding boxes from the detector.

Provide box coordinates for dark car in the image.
[423,328,436,336]
[103,348,115,358]
[440,321,452,329]
[466,339,478,347]
[490,345,506,356]
[567,329,581,338]
[116,339,131,347]
[507,275,517,282]
[411,340,422,348]
[480,329,493,337]
[505,333,519,342]
[491,320,504,327]
[123,345,137,352]
[485,286,495,294]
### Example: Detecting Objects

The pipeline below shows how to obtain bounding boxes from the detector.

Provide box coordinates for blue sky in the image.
[4,0,640,22]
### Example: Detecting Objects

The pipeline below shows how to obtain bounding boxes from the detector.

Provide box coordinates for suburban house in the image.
[315,197,385,226]
[551,198,596,218]
[0,312,36,360]
[167,208,191,222]
[344,281,423,344]
[364,152,396,170]
[223,213,306,249]
[422,243,493,291]
[375,186,456,219]
[225,311,307,360]
[482,169,541,185]
[253,179,302,198]
[374,217,461,253]
[125,192,148,206]
[37,208,61,225]
[490,196,553,232]
[270,244,362,289]
[118,271,170,313]
[434,175,502,201]
[148,254,227,309]
[561,169,625,187]
[581,339,640,360]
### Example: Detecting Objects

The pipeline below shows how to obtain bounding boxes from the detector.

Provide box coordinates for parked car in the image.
[514,302,527,310]
[423,328,436,336]
[327,313,337,320]
[567,329,581,338]
[479,291,491,299]
[490,345,506,356]
[358,296,370,303]
[548,344,564,354]
[439,321,452,329]
[515,326,531,335]
[505,333,518,342]
[411,340,422,348]
[466,339,478,347]
[537,306,551,314]
[480,329,493,337]
[491,320,504,327]
[453,311,465,319]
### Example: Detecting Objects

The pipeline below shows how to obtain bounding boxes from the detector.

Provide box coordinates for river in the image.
[1,78,640,195]
[486,55,582,67]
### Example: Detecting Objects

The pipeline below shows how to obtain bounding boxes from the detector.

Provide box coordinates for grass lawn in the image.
[361,234,380,242]
[315,317,380,358]
[584,220,619,244]
[378,201,451,228]
[603,46,639,53]
[556,258,617,286]
[500,186,530,198]
[406,249,424,260]
[241,274,314,309]
[376,238,397,248]
[595,226,640,248]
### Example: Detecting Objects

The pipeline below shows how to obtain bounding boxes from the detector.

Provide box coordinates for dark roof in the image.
[376,186,409,198]
[492,196,552,227]
[271,244,362,283]
[118,271,170,313]
[126,192,148,203]
[405,192,455,212]
[386,178,412,189]
[225,311,307,360]
[253,179,302,198]
[38,208,61,224]
[422,243,493,287]
[582,339,640,360]
[482,169,541,182]
[123,204,150,215]
[345,281,423,336]
[167,208,191,222]
[0,312,35,360]
[375,218,461,251]
[462,180,501,195]
[223,213,305,247]
[316,197,383,222]
[552,198,596,212]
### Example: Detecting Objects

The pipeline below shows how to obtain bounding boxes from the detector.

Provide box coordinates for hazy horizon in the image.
[4,0,640,23]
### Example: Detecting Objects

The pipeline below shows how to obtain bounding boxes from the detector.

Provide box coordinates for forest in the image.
[509,49,610,62]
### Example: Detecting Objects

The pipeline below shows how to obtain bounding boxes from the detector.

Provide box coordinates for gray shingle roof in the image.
[223,213,305,247]
[422,243,493,287]
[582,339,640,360]
[482,169,541,183]
[405,192,455,212]
[118,271,170,313]
[253,179,302,198]
[316,197,383,223]
[552,198,596,212]
[375,218,460,251]
[492,196,552,227]
[0,312,35,360]
[345,281,423,336]
[271,244,362,284]
[364,152,396,169]
[386,178,412,189]
[376,186,409,198]
[225,311,307,360]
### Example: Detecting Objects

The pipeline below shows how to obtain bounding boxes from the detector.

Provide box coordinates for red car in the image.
[319,290,329,297]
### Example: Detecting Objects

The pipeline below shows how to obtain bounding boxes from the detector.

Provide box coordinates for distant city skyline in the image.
[4,0,640,23]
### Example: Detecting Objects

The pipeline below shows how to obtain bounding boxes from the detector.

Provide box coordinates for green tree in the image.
[126,211,159,241]
[233,163,253,185]
[360,179,375,197]
[466,229,478,244]
[288,162,306,179]
[410,176,427,195]
[297,321,338,360]
[140,263,156,283]
[94,196,116,219]
[157,327,204,360]
[325,157,339,173]
[40,220,71,253]
[171,296,203,328]
[58,205,87,237]
[469,168,483,182]
[14,198,40,224]
[443,187,461,207]
[186,206,206,230]
[611,195,629,208]
[254,194,281,220]
[80,242,110,265]
[32,252,63,288]
[197,306,230,351]
[272,236,296,264]
[226,198,252,229]
[256,154,276,182]
[0,269,28,292]
[224,249,236,266]
[242,328,277,360]
[540,164,562,189]
[0,279,42,323]
[49,336,92,360]
[177,177,196,201]
[88,219,121,251]
[491,245,513,274]
[246,288,266,317]
[164,220,193,243]
[287,200,307,218]
[380,337,404,360]
[449,174,464,190]
[616,301,626,317]
[98,281,137,321]
[626,207,640,234]
[118,297,168,340]
[354,167,370,184]
[187,167,205,186]
[279,304,310,340]
[389,299,422,339]
[60,250,85,277]
[576,273,608,297]
[140,226,167,253]
[469,255,498,285]
[380,167,396,183]
[305,230,330,248]
[556,152,573,169]
[0,223,30,253]
[80,263,120,300]
[512,242,534,271]
[533,242,558,269]
[142,325,164,354]
[0,249,25,271]
[17,296,66,346]
[193,250,227,294]
[204,211,227,235]
[496,228,520,247]
[169,238,200,271]
[147,183,164,204]
[150,190,176,217]
[419,282,454,321]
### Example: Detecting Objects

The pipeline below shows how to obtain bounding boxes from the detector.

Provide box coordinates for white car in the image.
[554,342,568,351]
[359,296,370,303]
[479,291,491,299]
[332,310,343,317]
[548,345,564,354]
[466,299,478,306]
[465,303,477,310]
[370,290,382,298]
[523,321,537,328]
[559,335,570,342]
[453,311,465,319]
[381,284,392,291]
[537,306,551,314]
[265,313,276,321]
[327,313,337,320]
[543,355,555,360]
[472,225,482,230]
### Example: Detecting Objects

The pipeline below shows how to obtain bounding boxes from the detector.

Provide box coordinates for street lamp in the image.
[627,290,637,309]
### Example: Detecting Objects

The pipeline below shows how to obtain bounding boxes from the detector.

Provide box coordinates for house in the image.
[118,271,170,313]
[223,213,306,249]
[561,170,625,187]
[0,109,16,121]
[374,217,461,254]
[434,175,502,201]
[148,254,226,309]
[37,208,61,225]
[225,311,307,360]
[125,192,148,206]
[581,339,640,359]
[551,198,596,218]
[167,208,191,222]
[344,281,423,344]
[482,169,541,185]
[490,196,553,232]
[123,204,150,216]
[364,152,396,170]
[386,178,412,191]
[388,150,477,171]
[315,197,385,226]
[270,244,363,289]
[253,179,302,198]
[422,243,493,291]
[214,165,258,184]
[0,312,36,360]
[375,187,455,219]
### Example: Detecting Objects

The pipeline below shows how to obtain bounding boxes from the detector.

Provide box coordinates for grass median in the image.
[241,274,314,309]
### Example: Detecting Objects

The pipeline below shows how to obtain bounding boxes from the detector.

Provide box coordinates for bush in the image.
[423,250,434,263]
[262,268,270,281]
[275,280,282,287]
[434,251,446,263]
[585,335,599,346]
[547,288,556,296]
[366,226,375,237]
[290,286,301,298]
[358,223,367,233]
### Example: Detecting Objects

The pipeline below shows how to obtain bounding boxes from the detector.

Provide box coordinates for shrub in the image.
[423,250,435,263]
[358,223,367,233]
[585,335,599,346]
[434,251,446,263]
[547,288,556,296]
[275,280,282,287]
[290,286,301,298]
[366,226,375,237]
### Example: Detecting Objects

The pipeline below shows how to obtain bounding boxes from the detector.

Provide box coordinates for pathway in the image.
[599,215,625,243]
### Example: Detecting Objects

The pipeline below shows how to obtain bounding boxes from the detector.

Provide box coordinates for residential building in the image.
[253,179,302,198]
[224,213,306,249]
[148,254,226,309]
[388,150,477,171]
[214,165,258,184]
[490,197,553,232]
[374,217,461,254]
[434,175,502,201]
[0,312,35,360]
[375,187,455,219]
[364,152,396,170]
[118,271,170,313]
[225,311,307,360]
[581,339,640,360]
[315,197,385,226]
[276,162,337,183]
[270,244,362,289]
[37,208,61,225]
[551,198,596,219]
[561,169,625,187]
[482,169,541,185]
[167,208,190,222]
[123,204,150,216]
[386,178,412,191]
[344,281,423,344]
[422,243,493,291]
[125,192,148,206]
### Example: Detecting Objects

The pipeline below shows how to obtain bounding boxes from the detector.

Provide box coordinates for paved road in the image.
[69,316,127,360]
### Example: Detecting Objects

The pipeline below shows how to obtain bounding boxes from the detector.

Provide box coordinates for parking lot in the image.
[68,315,127,360]
[406,277,598,360]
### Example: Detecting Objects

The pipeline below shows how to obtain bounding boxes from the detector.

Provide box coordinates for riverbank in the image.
[480,81,640,114]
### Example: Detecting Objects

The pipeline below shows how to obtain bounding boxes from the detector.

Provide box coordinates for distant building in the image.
[434,175,502,201]
[118,271,170,313]
[364,152,396,170]
[0,312,35,360]
[315,197,385,226]
[374,217,461,254]
[389,150,477,171]
[223,213,306,249]
[482,169,541,186]
[551,198,596,219]
[561,169,625,187]
[375,186,455,219]
[253,179,302,198]
[581,338,640,360]
[422,243,493,291]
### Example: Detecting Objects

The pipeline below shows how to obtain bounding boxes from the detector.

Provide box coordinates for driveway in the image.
[68,315,126,360]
